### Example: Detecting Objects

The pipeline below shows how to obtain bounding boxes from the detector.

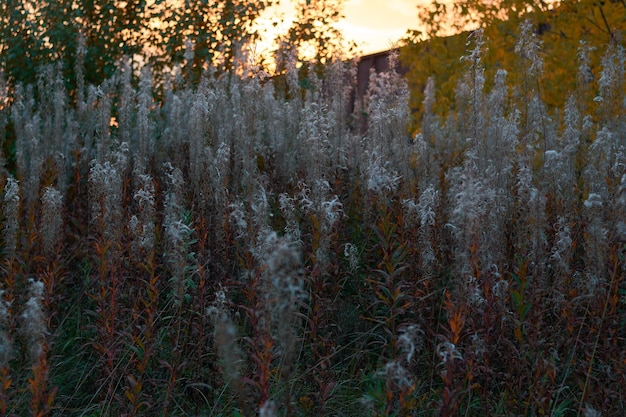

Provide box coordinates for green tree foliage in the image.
[270,0,355,100]
[0,0,152,88]
[275,0,348,68]
[0,0,45,85]
[401,0,626,123]
[273,0,355,82]
[43,0,150,86]
[160,0,273,81]
[0,0,275,89]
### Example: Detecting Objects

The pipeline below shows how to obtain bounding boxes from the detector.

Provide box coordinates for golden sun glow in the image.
[253,0,427,57]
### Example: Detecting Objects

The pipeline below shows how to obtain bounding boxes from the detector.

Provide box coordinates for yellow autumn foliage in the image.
[400,0,626,126]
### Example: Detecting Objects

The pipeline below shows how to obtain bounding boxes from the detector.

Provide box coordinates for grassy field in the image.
[0,26,624,416]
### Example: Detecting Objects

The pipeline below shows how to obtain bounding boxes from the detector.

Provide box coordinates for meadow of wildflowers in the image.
[0,23,624,416]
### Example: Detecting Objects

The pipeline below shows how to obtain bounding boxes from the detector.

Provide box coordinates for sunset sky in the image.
[338,0,425,53]
[256,0,426,56]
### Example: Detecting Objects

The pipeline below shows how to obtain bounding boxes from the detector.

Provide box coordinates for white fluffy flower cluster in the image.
[21,278,48,363]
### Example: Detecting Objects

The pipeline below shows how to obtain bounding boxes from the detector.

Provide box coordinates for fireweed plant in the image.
[0,22,624,416]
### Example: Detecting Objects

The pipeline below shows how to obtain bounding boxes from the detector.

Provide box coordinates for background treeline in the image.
[402,0,626,121]
[0,0,346,89]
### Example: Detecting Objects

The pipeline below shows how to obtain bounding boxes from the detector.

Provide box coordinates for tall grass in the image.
[0,23,624,416]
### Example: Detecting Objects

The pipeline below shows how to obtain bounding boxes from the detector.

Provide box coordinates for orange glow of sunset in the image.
[338,0,427,54]
[254,0,427,57]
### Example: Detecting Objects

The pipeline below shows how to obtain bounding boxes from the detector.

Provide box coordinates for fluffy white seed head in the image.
[89,161,123,244]
[2,177,20,257]
[40,186,64,255]
[259,399,277,417]
[20,278,47,363]
[0,289,11,367]
[396,324,424,364]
